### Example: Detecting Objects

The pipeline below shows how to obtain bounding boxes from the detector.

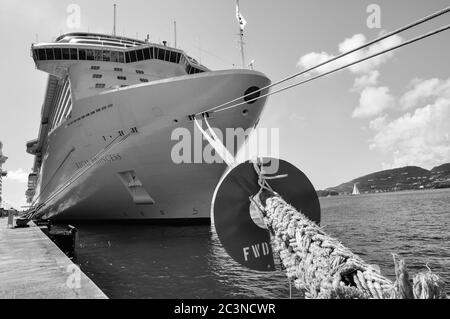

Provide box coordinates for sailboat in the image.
[352,183,361,195]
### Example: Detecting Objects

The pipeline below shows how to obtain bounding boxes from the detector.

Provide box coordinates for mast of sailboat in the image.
[113,4,117,36]
[236,0,247,68]
[352,183,360,195]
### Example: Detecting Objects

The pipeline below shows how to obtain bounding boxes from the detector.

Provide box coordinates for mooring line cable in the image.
[30,133,123,208]
[200,6,450,115]
[212,24,450,114]
[28,131,135,219]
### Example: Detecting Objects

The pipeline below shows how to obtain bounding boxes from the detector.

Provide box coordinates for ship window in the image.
[103,50,111,62]
[170,51,177,63]
[120,85,128,88]
[175,52,181,63]
[158,48,165,61]
[165,50,170,62]
[45,48,54,60]
[136,49,144,61]
[130,51,137,63]
[143,48,151,60]
[186,65,191,74]
[86,49,95,60]
[102,106,107,110]
[78,49,86,60]
[114,67,123,72]
[70,48,78,60]
[153,47,159,60]
[111,50,118,62]
[93,74,102,79]
[135,70,144,74]
[62,48,70,60]
[94,50,102,61]
[91,65,100,70]
[117,76,127,80]
[125,52,131,63]
[118,52,125,63]
[38,49,47,61]
[95,83,106,88]
[140,78,149,83]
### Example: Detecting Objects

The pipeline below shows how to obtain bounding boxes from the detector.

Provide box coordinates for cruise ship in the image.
[26,32,270,221]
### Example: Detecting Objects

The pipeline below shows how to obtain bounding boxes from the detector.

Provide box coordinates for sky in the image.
[0,0,449,209]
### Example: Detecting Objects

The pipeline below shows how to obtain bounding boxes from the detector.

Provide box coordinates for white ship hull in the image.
[35,69,270,221]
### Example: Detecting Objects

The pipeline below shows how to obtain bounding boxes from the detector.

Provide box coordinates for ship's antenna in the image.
[113,4,117,36]
[235,0,247,68]
[174,21,177,48]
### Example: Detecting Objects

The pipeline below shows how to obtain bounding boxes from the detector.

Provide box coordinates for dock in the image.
[0,218,107,299]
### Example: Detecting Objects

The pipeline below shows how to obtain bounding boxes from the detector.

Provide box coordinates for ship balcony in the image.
[26,139,40,155]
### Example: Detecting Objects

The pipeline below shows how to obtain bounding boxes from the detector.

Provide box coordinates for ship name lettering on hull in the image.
[75,153,122,169]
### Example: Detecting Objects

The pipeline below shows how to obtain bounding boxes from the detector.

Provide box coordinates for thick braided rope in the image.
[260,194,447,299]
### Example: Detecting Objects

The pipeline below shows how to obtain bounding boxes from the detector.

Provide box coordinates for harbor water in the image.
[73,188,450,298]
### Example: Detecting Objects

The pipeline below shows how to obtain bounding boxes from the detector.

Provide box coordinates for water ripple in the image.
[74,188,449,298]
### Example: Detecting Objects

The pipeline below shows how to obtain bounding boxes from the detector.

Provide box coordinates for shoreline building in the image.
[0,142,8,208]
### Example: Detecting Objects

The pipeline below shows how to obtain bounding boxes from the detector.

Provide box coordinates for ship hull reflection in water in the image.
[74,224,297,299]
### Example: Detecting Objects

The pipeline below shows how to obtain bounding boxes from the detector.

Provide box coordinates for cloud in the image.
[296,51,336,74]
[352,70,380,91]
[369,85,450,169]
[340,33,403,74]
[296,32,403,120]
[369,115,387,131]
[296,32,403,76]
[352,86,394,118]
[5,168,28,184]
[295,32,448,170]
[400,78,450,110]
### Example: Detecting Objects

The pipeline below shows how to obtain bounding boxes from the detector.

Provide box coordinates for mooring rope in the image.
[257,192,447,299]
[247,162,448,299]
[211,24,450,115]
[25,131,135,220]
[193,116,236,167]
[201,6,450,115]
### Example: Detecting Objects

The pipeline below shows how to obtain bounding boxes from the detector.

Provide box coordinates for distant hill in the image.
[322,163,450,196]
